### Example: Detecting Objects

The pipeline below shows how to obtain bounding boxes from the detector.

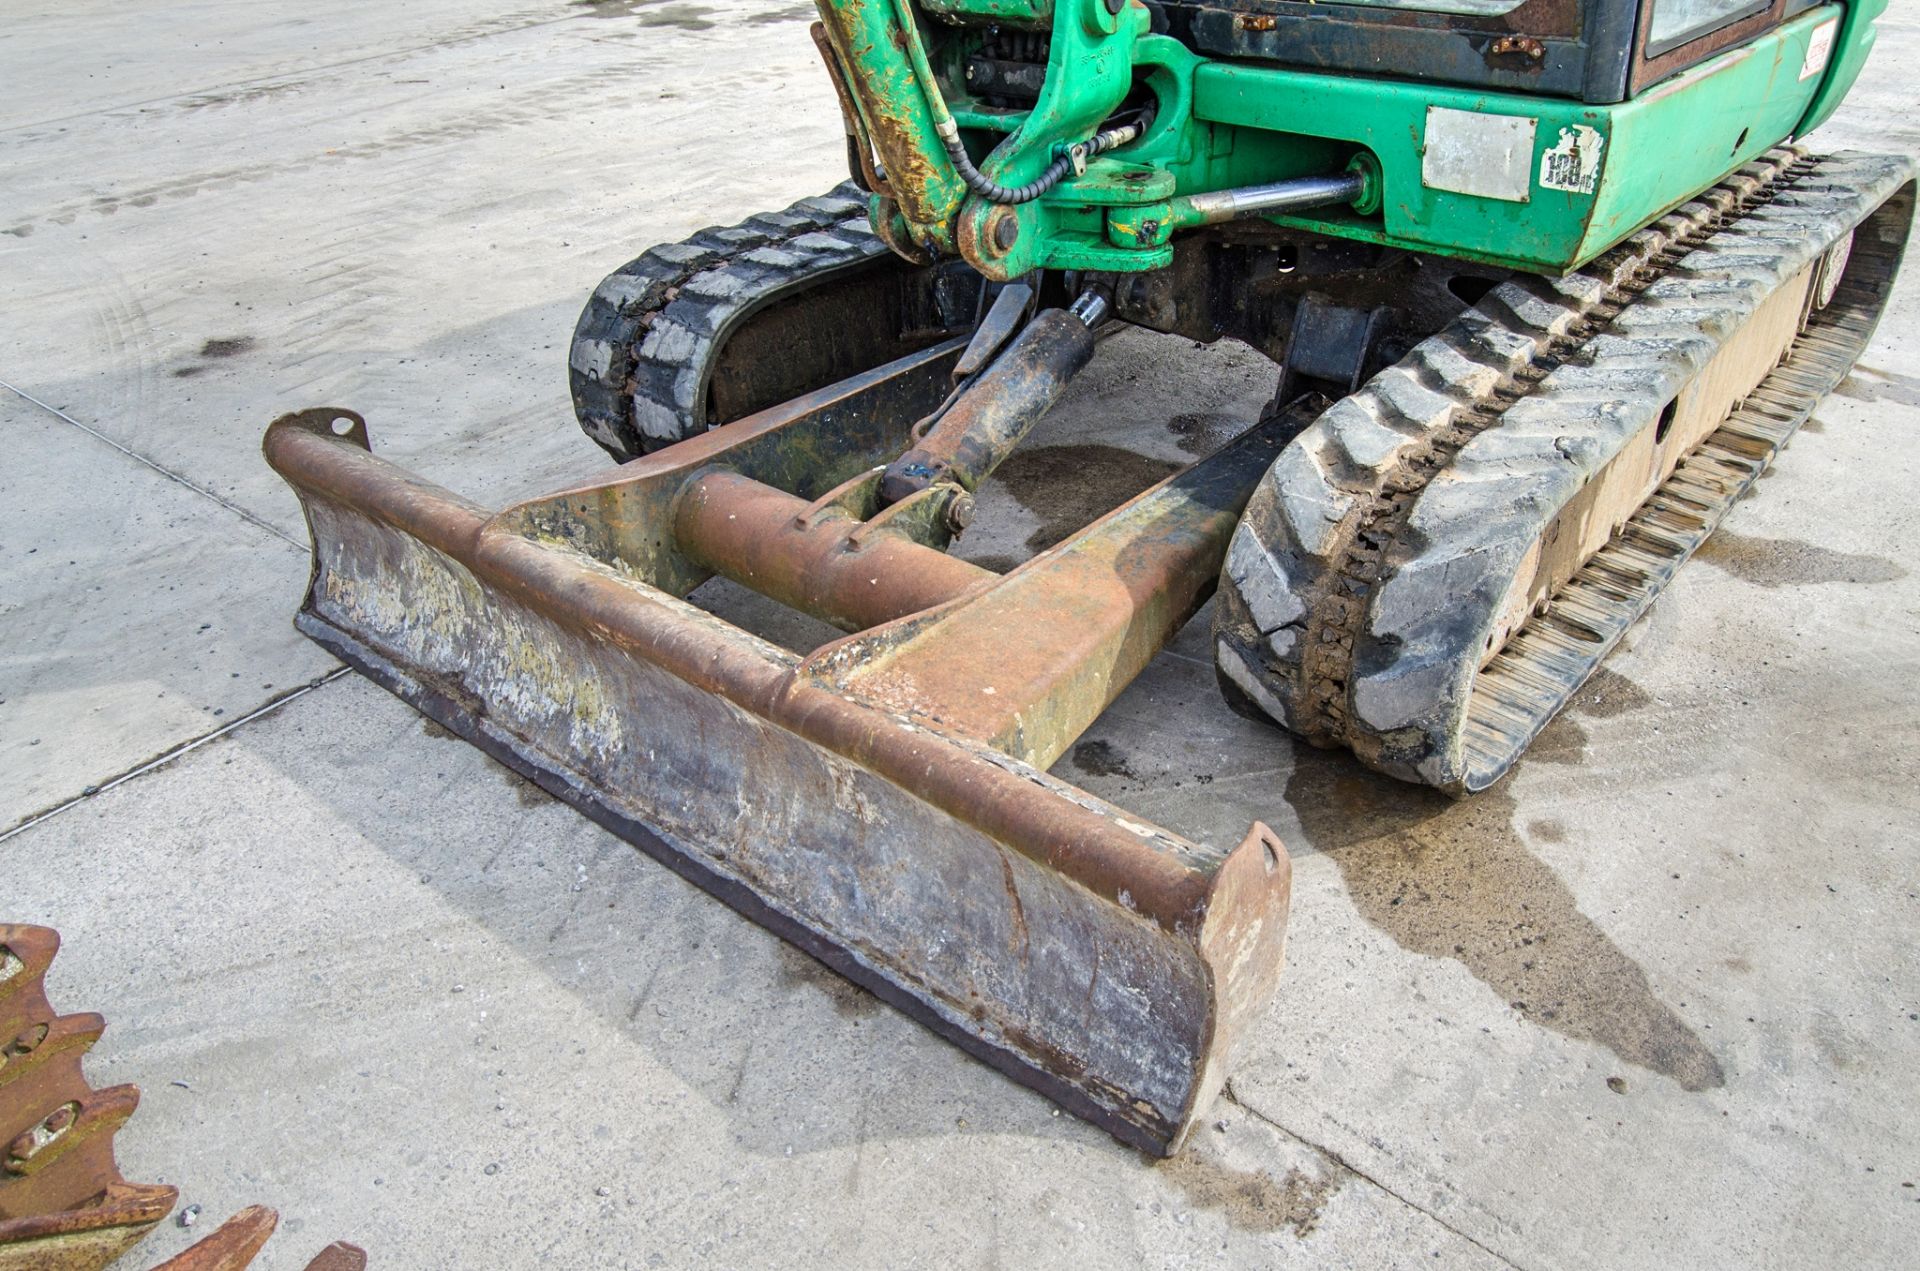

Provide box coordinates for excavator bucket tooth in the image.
[148,1204,367,1271]
[264,344,1296,1156]
[0,925,177,1271]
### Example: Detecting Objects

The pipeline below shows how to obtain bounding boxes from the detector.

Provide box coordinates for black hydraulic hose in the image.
[938,113,1152,206]
[891,0,1149,207]
[941,128,1075,205]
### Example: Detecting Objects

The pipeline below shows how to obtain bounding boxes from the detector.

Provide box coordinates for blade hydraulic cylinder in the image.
[880,307,1096,505]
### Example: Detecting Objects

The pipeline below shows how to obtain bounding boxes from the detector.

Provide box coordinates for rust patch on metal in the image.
[1489,34,1544,60]
[148,1206,278,1270]
[811,21,889,195]
[815,400,1318,771]
[880,310,1096,505]
[675,469,991,632]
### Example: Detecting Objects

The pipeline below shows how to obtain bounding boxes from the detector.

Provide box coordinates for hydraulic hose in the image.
[890,0,1148,206]
[893,0,955,133]
[937,117,1147,205]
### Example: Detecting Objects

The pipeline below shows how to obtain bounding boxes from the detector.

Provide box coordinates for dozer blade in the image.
[264,343,1294,1155]
[1218,148,1916,792]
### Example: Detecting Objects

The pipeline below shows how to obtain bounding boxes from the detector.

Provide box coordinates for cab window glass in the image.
[1648,0,1769,53]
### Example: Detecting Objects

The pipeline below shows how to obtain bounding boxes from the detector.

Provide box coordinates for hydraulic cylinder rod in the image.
[880,306,1097,505]
[1172,171,1368,229]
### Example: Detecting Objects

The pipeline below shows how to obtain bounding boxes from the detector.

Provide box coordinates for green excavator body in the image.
[813,0,1887,275]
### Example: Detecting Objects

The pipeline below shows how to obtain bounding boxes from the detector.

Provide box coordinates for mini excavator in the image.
[266,0,1911,1152]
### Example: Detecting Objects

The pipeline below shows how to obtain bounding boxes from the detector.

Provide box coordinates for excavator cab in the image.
[1160,0,1838,102]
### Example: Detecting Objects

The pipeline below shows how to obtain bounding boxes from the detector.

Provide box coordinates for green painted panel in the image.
[1797,0,1885,136]
[1580,11,1838,261]
[820,0,1867,277]
[1186,6,1841,272]
[1195,63,1602,270]
[921,0,1052,23]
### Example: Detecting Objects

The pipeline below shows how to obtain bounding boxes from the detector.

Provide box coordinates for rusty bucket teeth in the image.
[147,1204,368,1271]
[146,1206,279,1271]
[0,924,177,1271]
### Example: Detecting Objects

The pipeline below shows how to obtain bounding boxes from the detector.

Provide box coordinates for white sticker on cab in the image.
[1538,125,1605,196]
[1801,17,1839,82]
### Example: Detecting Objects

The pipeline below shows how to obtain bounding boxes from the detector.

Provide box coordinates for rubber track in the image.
[568,182,888,461]
[1456,189,1910,788]
[1216,148,1915,792]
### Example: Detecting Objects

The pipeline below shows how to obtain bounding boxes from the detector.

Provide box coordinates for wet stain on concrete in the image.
[1835,363,1920,409]
[507,773,555,808]
[776,943,880,1019]
[3,224,32,238]
[1572,667,1656,718]
[1525,712,1588,767]
[1528,819,1567,844]
[419,716,550,805]
[1285,750,1726,1091]
[1156,1151,1343,1236]
[1524,665,1655,767]
[1070,739,1138,782]
[1696,530,1906,589]
[571,0,717,29]
[987,443,1180,553]
[1166,411,1245,457]
[1811,1016,1861,1071]
[199,336,255,358]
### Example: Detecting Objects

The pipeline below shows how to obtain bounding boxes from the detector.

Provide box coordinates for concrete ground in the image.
[4,3,1918,1266]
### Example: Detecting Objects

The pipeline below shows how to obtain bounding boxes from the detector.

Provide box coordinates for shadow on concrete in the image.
[328,702,1087,1163]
